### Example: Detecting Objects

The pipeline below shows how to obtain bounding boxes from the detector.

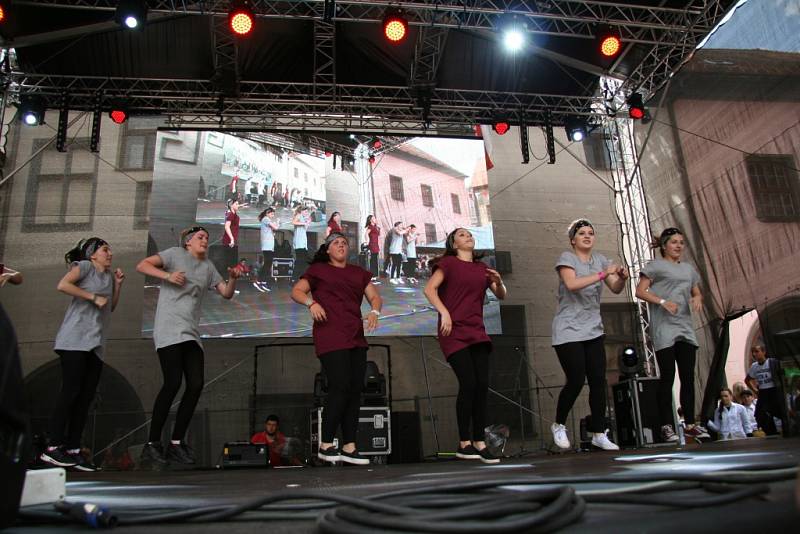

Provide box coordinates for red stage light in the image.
[229,1,254,36]
[600,35,621,58]
[0,6,6,23]
[324,151,332,157]
[109,109,128,124]
[629,107,644,120]
[369,155,376,164]
[373,139,382,149]
[627,93,646,120]
[383,12,408,43]
[492,121,510,135]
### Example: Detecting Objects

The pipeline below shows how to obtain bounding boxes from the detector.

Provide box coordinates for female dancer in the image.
[707,388,751,440]
[635,227,704,442]
[256,207,279,292]
[292,205,311,281]
[136,226,239,467]
[41,238,124,471]
[364,215,381,282]
[291,233,382,465]
[388,221,408,284]
[424,228,506,463]
[551,219,626,451]
[326,211,343,237]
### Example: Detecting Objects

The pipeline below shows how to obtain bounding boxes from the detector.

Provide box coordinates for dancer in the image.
[707,388,751,440]
[424,228,507,463]
[256,207,279,293]
[388,221,408,284]
[326,211,343,237]
[551,219,625,451]
[41,238,124,471]
[292,205,312,281]
[222,198,240,270]
[136,226,239,467]
[635,227,707,442]
[291,233,382,465]
[364,215,381,282]
[405,224,419,283]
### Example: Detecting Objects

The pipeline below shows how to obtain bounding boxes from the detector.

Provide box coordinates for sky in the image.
[700,0,800,53]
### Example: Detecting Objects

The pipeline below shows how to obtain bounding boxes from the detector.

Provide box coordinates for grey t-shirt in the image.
[260,218,275,251]
[293,220,308,250]
[54,261,114,358]
[640,258,701,351]
[551,251,610,346]
[153,247,224,350]
[389,229,404,254]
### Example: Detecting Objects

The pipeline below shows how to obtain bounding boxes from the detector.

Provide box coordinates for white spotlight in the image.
[23,113,39,126]
[124,15,139,29]
[503,28,525,52]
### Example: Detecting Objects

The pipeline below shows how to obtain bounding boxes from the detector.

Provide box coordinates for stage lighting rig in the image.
[619,346,639,376]
[596,25,622,60]
[564,116,588,143]
[18,95,45,126]
[108,103,129,125]
[492,118,510,135]
[382,9,408,44]
[115,0,148,30]
[545,111,555,164]
[56,93,69,152]
[229,0,255,37]
[499,15,527,53]
[627,93,646,120]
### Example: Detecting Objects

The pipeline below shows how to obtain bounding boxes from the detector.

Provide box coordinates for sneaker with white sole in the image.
[477,447,500,464]
[661,424,679,442]
[40,447,78,467]
[252,282,266,293]
[685,425,710,439]
[551,423,571,450]
[455,444,481,459]
[317,446,341,463]
[591,431,620,451]
[340,450,370,465]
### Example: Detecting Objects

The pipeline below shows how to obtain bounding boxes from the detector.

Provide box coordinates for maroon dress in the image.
[367,224,380,254]
[301,262,373,356]
[433,256,492,358]
[328,221,343,235]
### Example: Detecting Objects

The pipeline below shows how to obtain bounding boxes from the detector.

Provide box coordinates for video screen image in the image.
[142,131,500,338]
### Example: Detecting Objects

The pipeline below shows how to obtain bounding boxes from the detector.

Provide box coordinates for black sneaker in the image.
[477,447,500,464]
[141,442,169,468]
[340,449,370,465]
[455,445,481,460]
[167,442,196,464]
[70,453,102,472]
[317,446,341,463]
[40,447,78,467]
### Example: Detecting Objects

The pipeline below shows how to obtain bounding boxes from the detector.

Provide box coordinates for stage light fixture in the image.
[627,93,646,120]
[115,0,148,30]
[90,93,102,153]
[596,25,622,59]
[18,95,45,126]
[499,15,527,53]
[619,346,639,376]
[0,4,6,24]
[492,120,510,135]
[368,155,376,164]
[372,138,382,150]
[109,107,129,125]
[56,93,69,152]
[382,10,408,44]
[564,116,588,143]
[229,0,255,37]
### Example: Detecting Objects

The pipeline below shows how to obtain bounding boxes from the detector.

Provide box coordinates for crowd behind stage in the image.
[2,217,798,472]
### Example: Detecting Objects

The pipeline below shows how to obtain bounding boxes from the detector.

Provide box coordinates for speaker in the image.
[388,412,422,464]
[613,378,661,447]
[495,251,512,274]
[0,303,30,528]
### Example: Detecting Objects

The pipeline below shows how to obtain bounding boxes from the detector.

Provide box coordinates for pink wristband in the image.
[598,271,607,281]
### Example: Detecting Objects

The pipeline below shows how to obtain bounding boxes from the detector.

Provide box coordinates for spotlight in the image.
[18,95,45,126]
[596,25,622,59]
[229,0,255,37]
[0,3,7,24]
[382,10,408,44]
[619,346,639,376]
[492,120,510,135]
[372,138,382,150]
[115,0,148,30]
[627,93,646,120]
[500,15,527,53]
[109,106,129,125]
[564,116,588,143]
[368,155,376,164]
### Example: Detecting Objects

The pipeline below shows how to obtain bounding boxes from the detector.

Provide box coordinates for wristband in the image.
[163,272,171,281]
[598,271,607,281]
[369,309,381,317]
[658,298,666,306]
[91,293,97,303]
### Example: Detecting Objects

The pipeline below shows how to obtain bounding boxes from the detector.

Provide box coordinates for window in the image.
[118,122,157,171]
[390,175,405,201]
[293,167,299,178]
[421,184,433,207]
[23,138,98,232]
[304,172,308,182]
[425,223,437,243]
[746,155,800,222]
[451,193,461,214]
[134,181,152,229]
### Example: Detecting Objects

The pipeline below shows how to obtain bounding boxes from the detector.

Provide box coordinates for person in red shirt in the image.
[291,233,383,466]
[363,215,381,281]
[326,211,343,237]
[250,415,287,466]
[424,228,507,464]
[222,199,240,269]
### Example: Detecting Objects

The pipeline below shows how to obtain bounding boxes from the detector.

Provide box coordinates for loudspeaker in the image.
[0,304,30,528]
[389,412,422,464]
[495,251,512,274]
[613,378,661,447]
[313,360,387,406]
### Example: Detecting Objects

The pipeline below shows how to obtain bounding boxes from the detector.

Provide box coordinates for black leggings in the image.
[390,253,403,278]
[449,343,492,442]
[149,341,204,442]
[319,347,367,444]
[554,336,607,432]
[260,250,274,284]
[754,387,784,435]
[48,350,103,449]
[294,248,308,281]
[369,252,379,277]
[656,341,697,426]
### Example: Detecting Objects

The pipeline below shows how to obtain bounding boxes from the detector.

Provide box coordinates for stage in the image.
[15,437,800,532]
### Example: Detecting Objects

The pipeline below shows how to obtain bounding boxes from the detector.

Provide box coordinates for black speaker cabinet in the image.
[613,378,661,447]
[389,412,422,464]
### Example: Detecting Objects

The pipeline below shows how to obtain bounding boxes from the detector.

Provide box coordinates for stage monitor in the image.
[142,131,500,338]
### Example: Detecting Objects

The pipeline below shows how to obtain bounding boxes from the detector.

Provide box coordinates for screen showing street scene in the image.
[141,131,500,338]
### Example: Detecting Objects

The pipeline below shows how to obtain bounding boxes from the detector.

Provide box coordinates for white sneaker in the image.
[591,431,620,451]
[252,282,266,293]
[661,424,679,442]
[551,423,571,450]
[389,279,399,285]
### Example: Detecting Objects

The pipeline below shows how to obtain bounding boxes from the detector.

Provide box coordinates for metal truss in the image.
[210,14,240,97]
[313,18,336,102]
[20,0,725,45]
[410,26,449,87]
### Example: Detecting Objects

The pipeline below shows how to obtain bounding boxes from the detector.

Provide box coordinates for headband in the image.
[325,232,348,246]
[182,226,208,246]
[82,239,107,258]
[568,219,593,239]
[660,227,681,247]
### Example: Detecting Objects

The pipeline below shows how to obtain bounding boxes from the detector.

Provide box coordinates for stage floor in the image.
[15,437,800,533]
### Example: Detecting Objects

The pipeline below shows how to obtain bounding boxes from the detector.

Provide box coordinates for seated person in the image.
[250,415,302,466]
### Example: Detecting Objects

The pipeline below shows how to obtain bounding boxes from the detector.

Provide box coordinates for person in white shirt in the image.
[740,389,757,435]
[707,388,750,440]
